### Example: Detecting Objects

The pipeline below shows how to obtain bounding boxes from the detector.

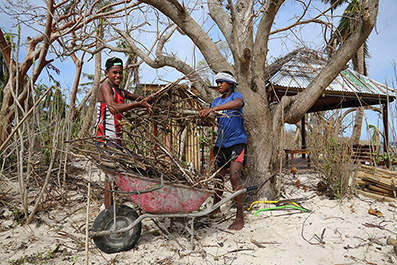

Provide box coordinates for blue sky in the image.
[2,0,395,89]
[1,0,396,141]
[348,0,397,142]
[366,0,397,87]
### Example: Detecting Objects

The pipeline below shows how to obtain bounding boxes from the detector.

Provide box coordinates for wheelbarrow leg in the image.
[190,217,195,250]
[104,179,113,208]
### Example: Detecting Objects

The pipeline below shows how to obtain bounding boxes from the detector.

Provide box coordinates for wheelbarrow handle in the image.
[91,186,258,238]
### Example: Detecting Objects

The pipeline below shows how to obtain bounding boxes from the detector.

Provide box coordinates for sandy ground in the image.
[1,160,397,265]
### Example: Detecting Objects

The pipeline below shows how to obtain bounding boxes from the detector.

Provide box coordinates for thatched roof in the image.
[265,48,326,80]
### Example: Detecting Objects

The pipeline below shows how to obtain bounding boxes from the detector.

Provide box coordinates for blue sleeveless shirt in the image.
[211,92,247,148]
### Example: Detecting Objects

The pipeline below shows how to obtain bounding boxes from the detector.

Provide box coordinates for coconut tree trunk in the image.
[351,106,364,145]
[351,44,365,145]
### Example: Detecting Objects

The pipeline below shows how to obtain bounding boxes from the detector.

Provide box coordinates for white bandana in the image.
[215,72,238,85]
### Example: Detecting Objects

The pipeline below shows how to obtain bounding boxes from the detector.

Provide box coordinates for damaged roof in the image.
[266,48,396,112]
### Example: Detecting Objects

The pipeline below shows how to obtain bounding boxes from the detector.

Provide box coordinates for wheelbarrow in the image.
[90,172,257,254]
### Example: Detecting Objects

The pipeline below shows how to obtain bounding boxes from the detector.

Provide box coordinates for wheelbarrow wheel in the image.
[92,204,141,254]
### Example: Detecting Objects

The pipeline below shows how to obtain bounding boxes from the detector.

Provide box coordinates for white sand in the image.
[1,165,397,265]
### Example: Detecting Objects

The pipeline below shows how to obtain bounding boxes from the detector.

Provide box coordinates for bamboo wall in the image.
[136,83,212,173]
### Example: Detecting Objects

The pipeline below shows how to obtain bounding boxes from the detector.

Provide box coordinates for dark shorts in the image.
[213,143,247,169]
[96,140,123,155]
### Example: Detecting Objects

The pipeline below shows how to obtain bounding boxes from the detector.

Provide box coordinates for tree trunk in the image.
[78,30,102,138]
[68,54,84,121]
[351,44,365,145]
[351,106,364,145]
[238,82,281,199]
[244,115,279,199]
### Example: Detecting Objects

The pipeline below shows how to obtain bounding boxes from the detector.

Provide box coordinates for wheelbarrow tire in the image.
[92,204,141,254]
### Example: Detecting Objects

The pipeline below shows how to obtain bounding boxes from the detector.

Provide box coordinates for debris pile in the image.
[71,83,220,191]
[355,164,397,202]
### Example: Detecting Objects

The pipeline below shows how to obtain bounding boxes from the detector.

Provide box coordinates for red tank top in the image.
[95,82,125,144]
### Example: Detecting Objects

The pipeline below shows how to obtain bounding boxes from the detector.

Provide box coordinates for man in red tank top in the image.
[95,57,151,208]
[95,57,151,145]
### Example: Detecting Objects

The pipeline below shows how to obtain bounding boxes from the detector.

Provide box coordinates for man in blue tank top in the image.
[199,71,247,230]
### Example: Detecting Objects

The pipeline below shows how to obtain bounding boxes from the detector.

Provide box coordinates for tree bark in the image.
[68,53,85,121]
[78,30,102,138]
[351,106,364,145]
[351,44,365,145]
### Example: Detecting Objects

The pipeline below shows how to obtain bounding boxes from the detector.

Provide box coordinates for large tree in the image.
[97,0,379,198]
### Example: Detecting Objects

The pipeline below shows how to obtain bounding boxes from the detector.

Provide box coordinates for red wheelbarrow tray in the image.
[111,172,212,213]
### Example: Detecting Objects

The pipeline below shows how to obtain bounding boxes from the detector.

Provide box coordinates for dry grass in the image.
[307,114,355,199]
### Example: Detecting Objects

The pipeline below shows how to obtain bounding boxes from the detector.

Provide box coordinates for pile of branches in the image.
[71,83,221,191]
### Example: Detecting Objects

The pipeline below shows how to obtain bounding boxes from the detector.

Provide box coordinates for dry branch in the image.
[70,83,219,192]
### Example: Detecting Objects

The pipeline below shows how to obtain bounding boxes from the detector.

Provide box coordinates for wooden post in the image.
[153,122,158,154]
[301,115,306,158]
[382,103,390,168]
[210,125,215,161]
[104,180,113,208]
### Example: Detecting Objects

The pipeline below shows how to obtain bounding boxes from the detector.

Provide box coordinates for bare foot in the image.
[228,217,244,230]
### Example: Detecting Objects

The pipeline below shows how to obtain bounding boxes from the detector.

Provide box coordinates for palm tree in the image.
[323,0,369,145]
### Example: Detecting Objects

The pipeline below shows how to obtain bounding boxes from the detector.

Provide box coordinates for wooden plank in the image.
[355,171,394,191]
[284,149,309,154]
[360,168,397,179]
[367,185,394,196]
[363,188,392,197]
[361,165,397,177]
[351,145,377,165]
[356,179,368,186]
[357,190,396,202]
